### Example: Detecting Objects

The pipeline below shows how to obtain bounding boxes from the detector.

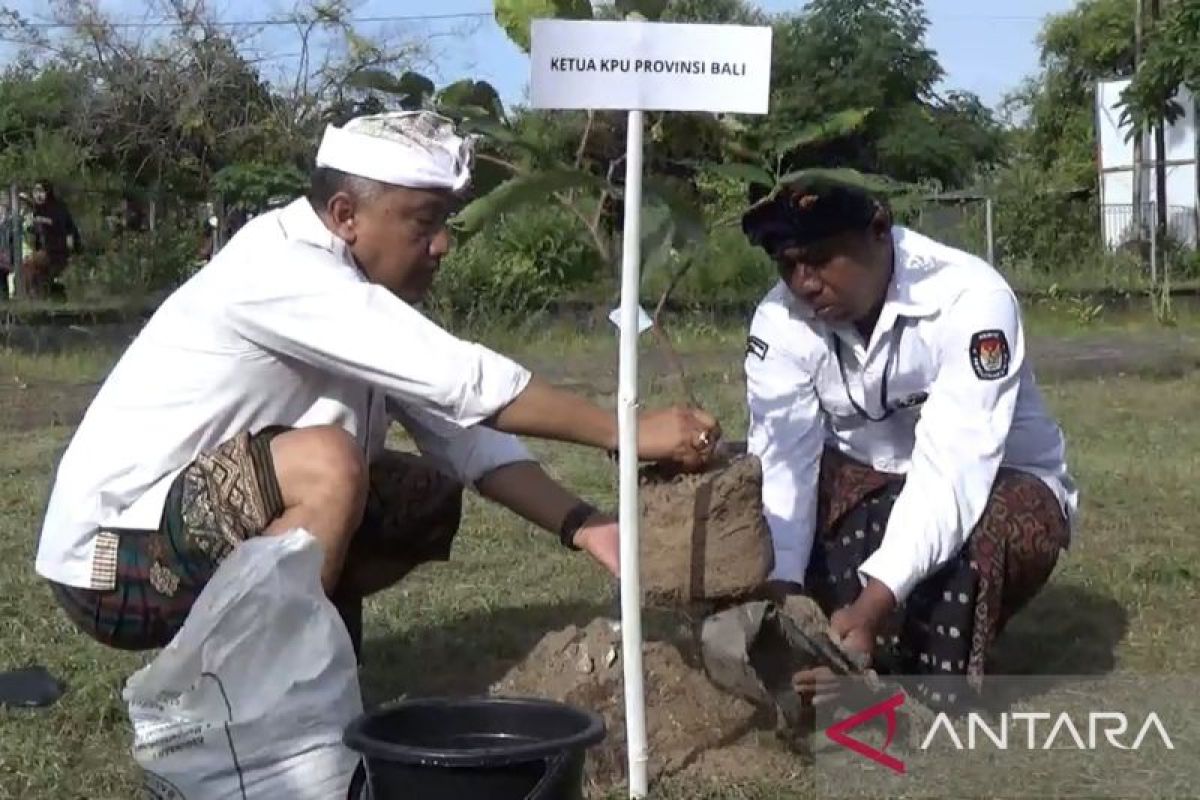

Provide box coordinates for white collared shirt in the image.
[37,199,534,589]
[745,227,1079,602]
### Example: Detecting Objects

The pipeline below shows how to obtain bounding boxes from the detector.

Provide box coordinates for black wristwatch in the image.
[558,501,599,551]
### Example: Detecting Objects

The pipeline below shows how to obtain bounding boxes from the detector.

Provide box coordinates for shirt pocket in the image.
[887,326,937,419]
[889,380,931,416]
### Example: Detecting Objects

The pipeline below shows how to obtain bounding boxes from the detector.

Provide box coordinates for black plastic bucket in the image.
[343,696,606,800]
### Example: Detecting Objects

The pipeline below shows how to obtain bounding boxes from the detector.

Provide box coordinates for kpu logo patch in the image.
[969,330,1010,380]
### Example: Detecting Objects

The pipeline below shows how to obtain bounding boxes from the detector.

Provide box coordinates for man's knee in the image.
[269,425,368,513]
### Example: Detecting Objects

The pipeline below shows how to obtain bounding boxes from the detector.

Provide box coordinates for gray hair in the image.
[307,167,388,209]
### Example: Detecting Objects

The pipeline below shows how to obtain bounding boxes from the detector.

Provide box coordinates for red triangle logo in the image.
[825,691,907,774]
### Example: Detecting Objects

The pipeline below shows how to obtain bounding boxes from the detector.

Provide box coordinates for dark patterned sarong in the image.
[49,426,463,652]
[804,448,1069,699]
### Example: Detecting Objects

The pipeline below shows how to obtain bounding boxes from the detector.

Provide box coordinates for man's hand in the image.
[829,606,878,662]
[487,378,723,473]
[637,406,721,472]
[572,513,619,577]
[792,578,897,704]
[831,577,898,662]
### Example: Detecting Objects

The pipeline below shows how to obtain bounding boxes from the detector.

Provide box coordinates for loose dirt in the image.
[489,596,874,790]
[490,617,763,789]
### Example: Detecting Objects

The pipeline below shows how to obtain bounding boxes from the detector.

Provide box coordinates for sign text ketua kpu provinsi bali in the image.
[548,57,747,77]
[531,19,772,114]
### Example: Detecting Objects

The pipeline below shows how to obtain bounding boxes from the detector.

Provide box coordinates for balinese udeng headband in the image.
[315,110,475,194]
[741,179,882,258]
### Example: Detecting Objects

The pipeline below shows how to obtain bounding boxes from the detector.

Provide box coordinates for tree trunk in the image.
[1151,0,1169,250]
[1133,0,1146,259]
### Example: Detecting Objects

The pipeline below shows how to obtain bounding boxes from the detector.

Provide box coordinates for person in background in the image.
[197,214,218,264]
[36,110,722,662]
[22,180,82,300]
[0,192,38,299]
[740,176,1078,705]
[0,196,12,299]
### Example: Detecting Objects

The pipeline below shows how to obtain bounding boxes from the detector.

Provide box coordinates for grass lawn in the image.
[0,324,1197,799]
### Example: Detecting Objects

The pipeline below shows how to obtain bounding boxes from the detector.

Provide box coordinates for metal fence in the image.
[1101,203,1199,251]
[910,194,1200,276]
[908,193,995,264]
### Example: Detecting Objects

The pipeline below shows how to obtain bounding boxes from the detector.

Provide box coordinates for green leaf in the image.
[644,175,707,248]
[495,0,594,52]
[460,118,518,144]
[396,71,436,102]
[773,108,873,154]
[344,68,407,95]
[344,69,434,109]
[708,162,775,189]
[773,167,905,197]
[640,196,676,276]
[460,118,553,162]
[313,3,343,23]
[615,0,668,20]
[453,169,606,234]
[721,138,761,163]
[467,157,514,200]
[437,80,504,121]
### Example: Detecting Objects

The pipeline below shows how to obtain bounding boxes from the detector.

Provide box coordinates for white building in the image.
[1095,78,1198,250]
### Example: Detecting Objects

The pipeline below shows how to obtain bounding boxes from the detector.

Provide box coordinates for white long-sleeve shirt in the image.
[745,227,1079,602]
[37,199,534,590]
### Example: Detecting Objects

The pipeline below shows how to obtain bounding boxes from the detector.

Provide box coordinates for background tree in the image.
[1120,0,1200,128]
[1004,0,1135,189]
[984,0,1137,274]
[763,0,1005,188]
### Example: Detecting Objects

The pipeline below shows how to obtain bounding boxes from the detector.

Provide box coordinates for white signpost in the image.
[530,18,772,799]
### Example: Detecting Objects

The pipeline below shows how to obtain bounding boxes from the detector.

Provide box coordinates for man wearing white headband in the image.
[35,110,721,658]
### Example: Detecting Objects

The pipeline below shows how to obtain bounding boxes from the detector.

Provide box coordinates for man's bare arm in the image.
[487,375,721,471]
[486,375,619,450]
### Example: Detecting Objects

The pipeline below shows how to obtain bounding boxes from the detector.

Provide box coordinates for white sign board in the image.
[1095,78,1198,249]
[530,19,772,114]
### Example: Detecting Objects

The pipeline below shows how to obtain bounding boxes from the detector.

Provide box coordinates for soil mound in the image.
[490,617,760,788]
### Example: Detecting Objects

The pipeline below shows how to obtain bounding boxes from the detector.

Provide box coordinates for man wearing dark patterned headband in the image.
[740,176,1079,704]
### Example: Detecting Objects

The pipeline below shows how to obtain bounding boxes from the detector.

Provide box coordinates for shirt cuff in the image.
[858,549,922,605]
